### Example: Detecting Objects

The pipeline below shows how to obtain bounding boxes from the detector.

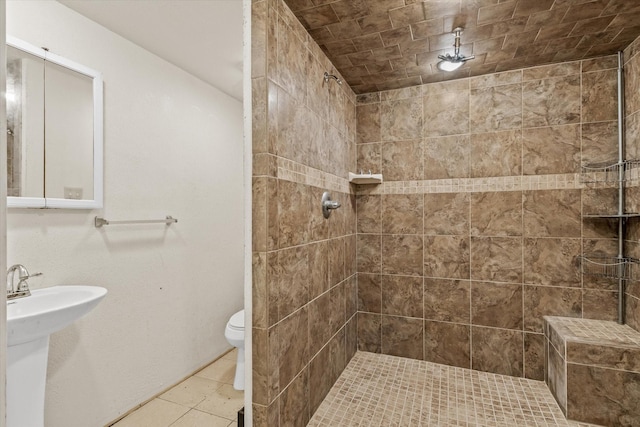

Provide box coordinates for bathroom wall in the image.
[356,55,620,380]
[6,1,244,426]
[251,0,358,425]
[624,35,640,332]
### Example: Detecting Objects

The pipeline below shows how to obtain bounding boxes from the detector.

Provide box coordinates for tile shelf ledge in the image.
[348,172,383,185]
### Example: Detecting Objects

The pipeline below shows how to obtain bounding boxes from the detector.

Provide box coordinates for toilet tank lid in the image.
[229,310,244,329]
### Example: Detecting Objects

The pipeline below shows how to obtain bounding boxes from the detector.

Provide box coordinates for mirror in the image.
[6,36,103,209]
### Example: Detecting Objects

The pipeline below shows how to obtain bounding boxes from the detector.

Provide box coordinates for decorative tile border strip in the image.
[272,158,637,196]
[276,157,351,194]
[355,173,617,195]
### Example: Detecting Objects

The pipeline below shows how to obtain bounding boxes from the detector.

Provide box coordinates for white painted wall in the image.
[6,1,244,426]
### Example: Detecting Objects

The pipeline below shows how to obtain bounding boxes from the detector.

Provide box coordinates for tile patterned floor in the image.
[308,352,602,427]
[111,349,243,427]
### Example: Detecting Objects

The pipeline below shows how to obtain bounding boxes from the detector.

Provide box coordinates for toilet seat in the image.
[228,310,244,331]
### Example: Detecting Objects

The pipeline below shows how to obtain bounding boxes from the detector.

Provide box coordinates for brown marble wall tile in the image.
[253,402,279,427]
[423,79,470,137]
[253,253,270,329]
[357,143,381,174]
[582,289,618,322]
[470,130,522,177]
[253,327,270,405]
[627,295,640,333]
[523,285,582,333]
[345,235,357,279]
[625,49,640,116]
[309,337,332,415]
[582,55,617,72]
[382,235,423,276]
[329,283,346,337]
[346,317,358,361]
[470,83,522,133]
[380,97,423,140]
[356,103,381,144]
[567,364,640,426]
[357,273,381,313]
[424,278,470,323]
[424,135,470,179]
[278,245,310,320]
[523,238,581,287]
[308,241,328,300]
[267,253,280,327]
[522,62,580,81]
[582,69,618,123]
[381,315,424,360]
[381,275,423,318]
[276,88,315,166]
[581,121,618,165]
[357,234,381,274]
[275,14,308,103]
[424,321,471,369]
[470,70,522,88]
[524,332,545,381]
[381,139,423,180]
[278,180,310,248]
[357,312,381,352]
[382,194,424,235]
[547,341,567,413]
[252,2,267,78]
[522,75,580,127]
[308,291,332,357]
[471,281,523,329]
[278,306,309,391]
[522,124,581,175]
[567,341,640,373]
[472,326,524,376]
[424,193,470,236]
[583,217,618,240]
[523,189,581,238]
[329,238,345,287]
[279,369,310,427]
[626,185,640,215]
[253,77,268,152]
[626,110,640,160]
[471,191,522,237]
[582,187,618,216]
[470,237,523,283]
[424,235,470,279]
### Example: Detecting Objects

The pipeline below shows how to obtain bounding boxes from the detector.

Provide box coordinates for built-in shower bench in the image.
[543,316,640,426]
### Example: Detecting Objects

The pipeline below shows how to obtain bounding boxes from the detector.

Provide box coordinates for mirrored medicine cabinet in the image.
[6,35,103,209]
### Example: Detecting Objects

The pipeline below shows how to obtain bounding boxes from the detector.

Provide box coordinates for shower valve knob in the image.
[321,191,341,219]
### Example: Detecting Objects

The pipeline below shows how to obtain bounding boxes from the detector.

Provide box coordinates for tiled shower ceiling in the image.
[282,0,640,93]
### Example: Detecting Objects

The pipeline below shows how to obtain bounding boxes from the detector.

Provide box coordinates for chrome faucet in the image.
[7,264,41,300]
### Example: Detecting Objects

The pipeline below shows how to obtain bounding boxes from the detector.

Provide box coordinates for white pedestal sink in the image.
[7,285,107,427]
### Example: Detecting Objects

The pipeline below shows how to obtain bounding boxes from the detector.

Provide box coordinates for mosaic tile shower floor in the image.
[308,352,600,427]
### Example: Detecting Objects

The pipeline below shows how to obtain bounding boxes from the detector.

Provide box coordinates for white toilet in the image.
[224,309,245,390]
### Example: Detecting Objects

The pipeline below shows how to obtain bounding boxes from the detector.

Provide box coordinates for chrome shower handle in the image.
[322,192,341,219]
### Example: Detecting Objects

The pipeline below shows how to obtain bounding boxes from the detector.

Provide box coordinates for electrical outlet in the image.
[64,187,83,200]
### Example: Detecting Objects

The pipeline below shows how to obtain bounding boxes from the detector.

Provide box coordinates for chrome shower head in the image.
[324,72,343,85]
[437,27,475,72]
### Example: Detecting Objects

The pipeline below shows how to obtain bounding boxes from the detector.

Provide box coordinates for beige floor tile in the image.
[169,409,234,427]
[195,358,236,385]
[194,383,244,420]
[159,376,225,407]
[222,348,238,361]
[112,399,189,427]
